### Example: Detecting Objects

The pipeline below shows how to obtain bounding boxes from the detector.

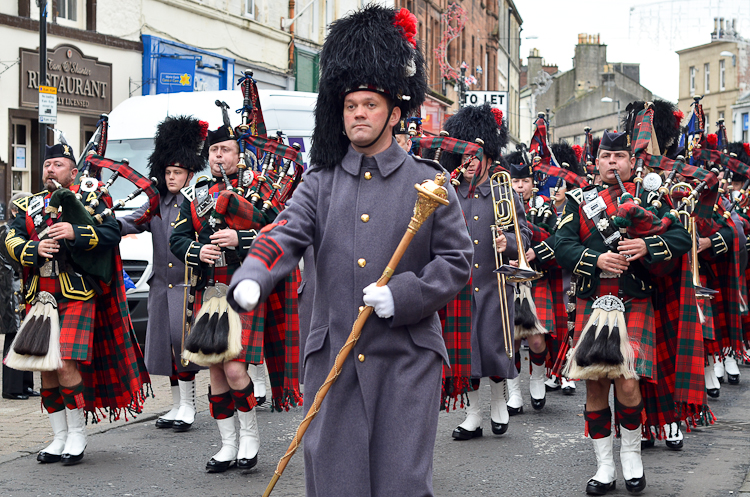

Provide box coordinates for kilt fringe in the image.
[4,299,62,371]
[514,283,548,339]
[565,307,637,381]
[441,376,471,412]
[182,296,243,366]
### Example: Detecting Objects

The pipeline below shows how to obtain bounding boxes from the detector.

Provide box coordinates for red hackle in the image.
[572,144,584,162]
[394,8,417,48]
[198,120,209,140]
[706,133,718,149]
[673,110,684,129]
[743,143,750,157]
[491,108,504,128]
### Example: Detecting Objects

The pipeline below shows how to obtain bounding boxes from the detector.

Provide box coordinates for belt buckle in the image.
[39,259,59,278]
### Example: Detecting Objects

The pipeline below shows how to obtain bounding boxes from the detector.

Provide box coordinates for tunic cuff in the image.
[644,235,673,263]
[533,240,555,263]
[388,271,423,329]
[573,248,599,277]
[709,232,728,256]
[71,225,99,250]
[237,229,258,252]
[185,241,202,267]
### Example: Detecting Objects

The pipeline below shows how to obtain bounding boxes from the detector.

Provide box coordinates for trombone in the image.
[489,171,540,358]
[490,171,541,283]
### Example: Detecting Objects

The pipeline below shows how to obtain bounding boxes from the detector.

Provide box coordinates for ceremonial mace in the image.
[262,172,451,497]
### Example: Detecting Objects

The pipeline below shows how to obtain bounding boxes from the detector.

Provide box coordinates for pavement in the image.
[2,341,750,496]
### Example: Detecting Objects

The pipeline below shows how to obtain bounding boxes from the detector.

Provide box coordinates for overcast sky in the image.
[518,0,750,103]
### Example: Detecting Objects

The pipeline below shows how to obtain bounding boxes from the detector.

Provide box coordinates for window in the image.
[11,120,31,195]
[689,66,696,94]
[719,110,725,122]
[704,63,710,93]
[243,0,255,19]
[743,113,749,142]
[57,0,77,21]
[720,59,725,91]
[704,113,709,131]
[295,47,319,93]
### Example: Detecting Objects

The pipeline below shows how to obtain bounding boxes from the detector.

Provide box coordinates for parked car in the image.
[104,89,316,345]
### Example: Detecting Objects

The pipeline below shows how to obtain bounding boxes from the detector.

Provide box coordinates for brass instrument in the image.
[490,170,541,283]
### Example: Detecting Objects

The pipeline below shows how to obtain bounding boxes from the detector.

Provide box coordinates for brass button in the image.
[474,263,479,269]
[359,306,365,312]
[361,214,370,223]
[474,194,479,198]
[474,239,479,245]
[168,284,173,289]
[174,204,178,208]
[358,354,365,362]
[169,263,173,268]
[364,171,372,180]
[358,258,366,268]
[474,287,480,292]
[473,216,479,221]
[171,222,175,227]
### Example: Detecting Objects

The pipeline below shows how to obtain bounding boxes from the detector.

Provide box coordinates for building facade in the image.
[677,18,750,141]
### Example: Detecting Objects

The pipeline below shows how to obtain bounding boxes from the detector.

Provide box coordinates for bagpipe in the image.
[410,131,484,187]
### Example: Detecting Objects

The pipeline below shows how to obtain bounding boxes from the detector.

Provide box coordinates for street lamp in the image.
[601,97,621,129]
[720,50,736,67]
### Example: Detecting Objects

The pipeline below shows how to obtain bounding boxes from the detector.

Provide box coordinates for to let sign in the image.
[20,43,112,116]
[464,91,508,115]
[38,85,57,124]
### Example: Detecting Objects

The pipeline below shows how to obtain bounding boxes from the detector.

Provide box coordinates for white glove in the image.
[362,282,395,319]
[233,279,261,311]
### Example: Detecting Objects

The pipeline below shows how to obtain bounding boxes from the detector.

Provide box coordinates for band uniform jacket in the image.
[228,140,473,496]
[455,180,531,379]
[118,192,201,375]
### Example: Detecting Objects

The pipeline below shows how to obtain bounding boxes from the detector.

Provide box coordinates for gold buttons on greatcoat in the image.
[474,287,480,292]
[174,204,179,208]
[171,222,175,227]
[474,264,479,269]
[168,284,173,289]
[364,172,372,180]
[474,194,479,198]
[358,258,367,267]
[361,214,370,222]
[474,216,479,221]
[358,354,365,362]
[169,263,173,268]
[474,239,479,245]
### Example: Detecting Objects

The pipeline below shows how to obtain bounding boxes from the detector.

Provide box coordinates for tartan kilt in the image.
[531,277,555,333]
[34,276,95,362]
[572,278,655,381]
[439,281,472,411]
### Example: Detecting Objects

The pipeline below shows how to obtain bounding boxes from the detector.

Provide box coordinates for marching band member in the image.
[439,103,532,439]
[118,116,206,431]
[555,130,691,495]
[5,139,149,465]
[229,6,472,494]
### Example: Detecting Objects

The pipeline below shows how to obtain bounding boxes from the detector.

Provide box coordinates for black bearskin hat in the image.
[310,5,427,169]
[550,141,585,177]
[728,142,750,184]
[148,115,208,195]
[440,103,508,172]
[623,99,682,156]
[503,150,525,166]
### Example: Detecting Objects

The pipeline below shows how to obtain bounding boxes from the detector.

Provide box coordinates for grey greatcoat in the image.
[456,180,531,379]
[229,140,472,497]
[119,192,201,376]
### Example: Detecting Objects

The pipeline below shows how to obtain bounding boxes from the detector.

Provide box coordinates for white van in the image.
[103,89,317,343]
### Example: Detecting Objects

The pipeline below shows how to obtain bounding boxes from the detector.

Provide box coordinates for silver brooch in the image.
[534,196,546,209]
[596,218,610,231]
[33,214,43,226]
[208,216,218,228]
[591,294,625,312]
[642,172,663,192]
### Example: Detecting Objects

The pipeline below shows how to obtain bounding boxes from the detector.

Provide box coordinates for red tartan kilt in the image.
[573,279,656,380]
[34,276,95,362]
[531,278,555,333]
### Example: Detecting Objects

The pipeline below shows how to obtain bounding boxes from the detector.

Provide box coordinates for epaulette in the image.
[565,187,584,204]
[180,185,196,202]
[412,155,448,174]
[13,190,47,213]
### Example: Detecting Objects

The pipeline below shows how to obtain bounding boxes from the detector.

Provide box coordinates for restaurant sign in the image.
[20,44,112,116]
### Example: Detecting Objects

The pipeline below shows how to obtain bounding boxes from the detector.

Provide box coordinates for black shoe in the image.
[172,420,193,432]
[60,451,84,465]
[707,388,720,398]
[545,382,561,392]
[24,387,40,397]
[665,439,684,451]
[237,455,258,470]
[625,474,646,493]
[452,425,483,440]
[562,386,576,396]
[2,393,29,400]
[641,438,655,450]
[155,417,174,429]
[491,420,508,435]
[728,374,740,385]
[586,478,616,495]
[531,397,546,410]
[255,396,266,406]
[37,451,62,463]
[507,406,523,416]
[206,458,235,473]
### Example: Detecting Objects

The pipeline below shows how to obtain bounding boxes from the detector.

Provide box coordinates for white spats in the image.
[38,410,68,462]
[590,434,617,485]
[458,389,482,432]
[212,417,239,463]
[530,362,547,402]
[490,380,509,425]
[61,407,87,464]
[506,375,524,414]
[619,426,644,481]
[237,409,260,464]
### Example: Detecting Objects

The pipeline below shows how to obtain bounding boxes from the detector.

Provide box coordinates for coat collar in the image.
[341,139,407,178]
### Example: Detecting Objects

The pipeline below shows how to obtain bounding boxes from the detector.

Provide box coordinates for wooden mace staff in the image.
[262,172,451,497]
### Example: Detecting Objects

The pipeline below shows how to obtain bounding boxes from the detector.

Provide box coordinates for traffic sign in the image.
[39,85,57,124]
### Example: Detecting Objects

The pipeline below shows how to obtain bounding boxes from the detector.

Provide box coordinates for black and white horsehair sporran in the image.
[514,282,547,339]
[5,291,63,371]
[563,183,637,381]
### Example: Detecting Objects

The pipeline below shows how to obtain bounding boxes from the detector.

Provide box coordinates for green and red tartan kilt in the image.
[34,276,95,362]
[573,279,655,381]
[439,281,472,411]
[531,277,555,333]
